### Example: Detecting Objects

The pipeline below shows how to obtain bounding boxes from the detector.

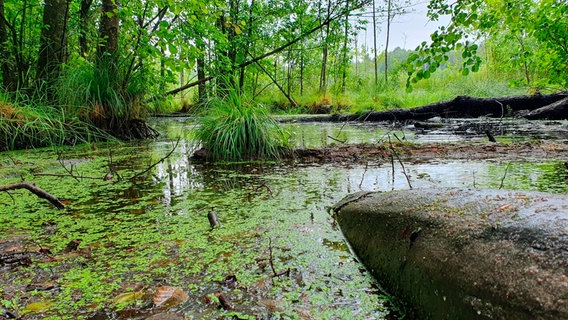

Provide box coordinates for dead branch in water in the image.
[0,182,65,209]
[499,163,511,190]
[388,135,413,190]
[128,137,181,181]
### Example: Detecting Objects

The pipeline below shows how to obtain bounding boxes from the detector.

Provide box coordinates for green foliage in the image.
[406,0,568,89]
[193,88,291,161]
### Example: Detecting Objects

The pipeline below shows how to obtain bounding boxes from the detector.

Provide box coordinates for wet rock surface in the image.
[333,188,568,320]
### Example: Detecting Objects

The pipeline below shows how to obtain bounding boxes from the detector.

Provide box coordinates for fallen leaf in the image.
[153,286,187,308]
[25,301,52,312]
[499,204,511,211]
[113,291,144,306]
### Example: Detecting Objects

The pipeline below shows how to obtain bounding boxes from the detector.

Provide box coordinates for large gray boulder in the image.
[333,188,568,320]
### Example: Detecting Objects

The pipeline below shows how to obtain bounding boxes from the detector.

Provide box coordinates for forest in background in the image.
[0,0,567,150]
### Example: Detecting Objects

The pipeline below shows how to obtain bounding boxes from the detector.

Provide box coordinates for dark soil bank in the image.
[333,188,568,320]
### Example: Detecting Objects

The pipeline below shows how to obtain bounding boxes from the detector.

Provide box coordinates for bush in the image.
[193,88,292,162]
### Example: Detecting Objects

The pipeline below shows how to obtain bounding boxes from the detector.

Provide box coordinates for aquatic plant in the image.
[193,87,292,161]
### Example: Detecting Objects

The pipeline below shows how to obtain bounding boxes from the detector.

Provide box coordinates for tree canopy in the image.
[406,0,568,89]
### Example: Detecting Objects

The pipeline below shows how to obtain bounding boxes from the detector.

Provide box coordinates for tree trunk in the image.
[284,92,568,123]
[375,93,568,121]
[239,0,255,90]
[341,0,349,93]
[98,0,119,65]
[524,97,568,120]
[197,56,206,104]
[93,0,119,128]
[319,28,329,94]
[79,0,93,57]
[0,0,16,90]
[384,0,391,84]
[372,0,378,87]
[319,0,330,95]
[37,0,69,96]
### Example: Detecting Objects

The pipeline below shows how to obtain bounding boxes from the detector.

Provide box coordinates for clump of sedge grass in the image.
[0,100,110,151]
[193,88,292,162]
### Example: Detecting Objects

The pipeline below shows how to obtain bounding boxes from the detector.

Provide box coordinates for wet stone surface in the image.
[335,188,568,320]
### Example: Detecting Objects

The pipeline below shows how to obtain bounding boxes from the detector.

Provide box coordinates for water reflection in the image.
[1,118,568,318]
[151,139,568,207]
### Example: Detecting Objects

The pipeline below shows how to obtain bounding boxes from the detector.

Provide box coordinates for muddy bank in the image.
[292,141,568,164]
[333,188,568,320]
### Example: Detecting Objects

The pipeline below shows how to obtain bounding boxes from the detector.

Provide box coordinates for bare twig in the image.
[498,163,511,190]
[56,151,80,182]
[388,135,412,189]
[107,150,122,181]
[128,137,181,181]
[359,161,368,190]
[390,153,395,190]
[268,238,277,276]
[33,173,101,180]
[327,135,347,143]
[393,151,413,189]
[0,182,65,209]
[267,238,290,279]
[254,183,273,195]
[472,171,477,188]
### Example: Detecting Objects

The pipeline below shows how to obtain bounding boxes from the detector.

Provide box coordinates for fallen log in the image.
[0,182,65,209]
[280,92,568,123]
[524,97,568,120]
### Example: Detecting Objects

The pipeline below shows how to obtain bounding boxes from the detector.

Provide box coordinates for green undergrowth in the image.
[0,100,111,151]
[261,67,526,115]
[0,142,389,319]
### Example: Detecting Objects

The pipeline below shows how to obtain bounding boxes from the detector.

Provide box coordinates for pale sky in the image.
[356,1,449,52]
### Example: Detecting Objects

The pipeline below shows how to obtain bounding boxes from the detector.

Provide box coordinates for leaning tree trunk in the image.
[282,92,568,123]
[0,0,16,90]
[37,0,69,99]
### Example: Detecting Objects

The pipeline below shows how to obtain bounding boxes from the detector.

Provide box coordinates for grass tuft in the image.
[193,88,292,162]
[0,100,111,151]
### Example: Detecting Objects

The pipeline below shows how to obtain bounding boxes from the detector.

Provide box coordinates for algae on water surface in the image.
[1,120,568,319]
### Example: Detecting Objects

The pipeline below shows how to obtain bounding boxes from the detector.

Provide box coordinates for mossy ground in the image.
[2,121,568,319]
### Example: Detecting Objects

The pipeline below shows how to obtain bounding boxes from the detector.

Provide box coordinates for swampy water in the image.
[1,118,568,319]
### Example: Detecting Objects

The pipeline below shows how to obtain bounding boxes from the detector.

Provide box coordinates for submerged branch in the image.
[0,182,65,209]
[128,137,181,181]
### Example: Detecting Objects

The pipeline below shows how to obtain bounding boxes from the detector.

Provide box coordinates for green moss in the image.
[2,125,567,319]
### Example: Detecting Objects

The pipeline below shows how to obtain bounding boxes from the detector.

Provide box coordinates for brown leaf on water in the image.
[214,292,233,310]
[153,286,188,308]
[258,299,283,312]
[113,291,144,306]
